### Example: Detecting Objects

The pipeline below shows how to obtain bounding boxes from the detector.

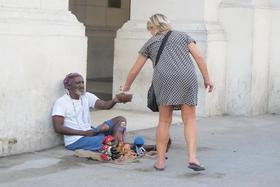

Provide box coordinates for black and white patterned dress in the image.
[139,30,198,110]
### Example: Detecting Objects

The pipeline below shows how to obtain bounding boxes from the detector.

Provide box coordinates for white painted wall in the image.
[0,0,87,156]
[130,0,205,22]
[220,5,254,115]
[204,0,223,22]
[269,6,280,114]
[219,0,277,116]
[251,8,271,115]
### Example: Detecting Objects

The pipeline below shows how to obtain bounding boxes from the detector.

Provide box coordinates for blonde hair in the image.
[147,13,172,33]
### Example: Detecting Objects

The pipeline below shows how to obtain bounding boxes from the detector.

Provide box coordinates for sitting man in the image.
[52,72,127,151]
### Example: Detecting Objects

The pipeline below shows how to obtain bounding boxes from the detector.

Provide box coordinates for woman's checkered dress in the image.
[139,30,198,110]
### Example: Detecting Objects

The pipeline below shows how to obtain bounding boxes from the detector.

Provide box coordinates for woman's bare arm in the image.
[188,43,214,92]
[121,54,148,91]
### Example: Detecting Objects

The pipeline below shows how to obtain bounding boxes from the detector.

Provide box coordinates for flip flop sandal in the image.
[188,163,205,171]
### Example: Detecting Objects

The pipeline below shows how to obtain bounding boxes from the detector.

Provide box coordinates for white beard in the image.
[75,89,85,96]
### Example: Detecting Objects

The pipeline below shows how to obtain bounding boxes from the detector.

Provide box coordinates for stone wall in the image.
[220,0,278,115]
[0,0,87,156]
[269,1,280,114]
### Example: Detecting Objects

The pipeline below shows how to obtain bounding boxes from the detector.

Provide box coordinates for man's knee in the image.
[110,116,126,142]
[99,124,110,132]
[113,116,126,124]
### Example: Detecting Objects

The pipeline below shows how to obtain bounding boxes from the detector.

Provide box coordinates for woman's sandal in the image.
[188,163,205,171]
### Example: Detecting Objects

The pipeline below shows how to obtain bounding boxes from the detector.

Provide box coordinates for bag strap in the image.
[155,31,172,66]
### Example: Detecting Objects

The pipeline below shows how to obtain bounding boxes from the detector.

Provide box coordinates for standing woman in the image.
[120,14,214,171]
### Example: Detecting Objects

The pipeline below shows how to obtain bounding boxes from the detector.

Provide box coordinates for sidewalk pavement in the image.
[0,110,279,187]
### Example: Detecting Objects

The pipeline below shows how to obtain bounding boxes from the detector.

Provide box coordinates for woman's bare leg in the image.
[181,104,200,164]
[155,105,173,168]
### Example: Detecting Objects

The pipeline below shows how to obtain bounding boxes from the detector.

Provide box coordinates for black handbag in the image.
[147,31,172,112]
[147,83,158,112]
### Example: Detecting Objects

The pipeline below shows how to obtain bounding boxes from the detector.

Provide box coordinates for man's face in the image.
[69,76,85,96]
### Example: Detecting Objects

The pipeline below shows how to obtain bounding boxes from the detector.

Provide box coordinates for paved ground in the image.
[0,113,279,187]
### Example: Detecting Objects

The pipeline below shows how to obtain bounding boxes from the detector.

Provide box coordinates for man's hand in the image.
[83,129,98,136]
[112,96,120,103]
[115,93,133,103]
[53,116,99,136]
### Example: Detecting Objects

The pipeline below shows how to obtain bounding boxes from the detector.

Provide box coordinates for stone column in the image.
[220,0,272,115]
[113,0,226,116]
[0,0,87,156]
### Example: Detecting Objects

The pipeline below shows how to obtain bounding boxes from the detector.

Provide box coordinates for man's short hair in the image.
[63,73,83,89]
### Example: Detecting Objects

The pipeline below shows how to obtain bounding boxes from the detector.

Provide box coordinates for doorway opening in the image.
[69,0,130,100]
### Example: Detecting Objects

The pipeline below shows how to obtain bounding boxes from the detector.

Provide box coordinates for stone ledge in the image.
[90,109,183,131]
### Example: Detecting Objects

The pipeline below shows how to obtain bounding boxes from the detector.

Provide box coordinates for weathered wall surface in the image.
[0,0,87,156]
[268,1,280,114]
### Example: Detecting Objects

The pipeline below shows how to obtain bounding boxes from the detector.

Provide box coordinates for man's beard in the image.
[75,89,85,96]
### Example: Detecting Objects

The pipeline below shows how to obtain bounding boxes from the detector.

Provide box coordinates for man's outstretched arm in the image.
[52,115,96,136]
[94,97,119,110]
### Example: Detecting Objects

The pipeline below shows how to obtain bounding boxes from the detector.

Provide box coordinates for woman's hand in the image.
[119,85,130,92]
[204,79,214,93]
